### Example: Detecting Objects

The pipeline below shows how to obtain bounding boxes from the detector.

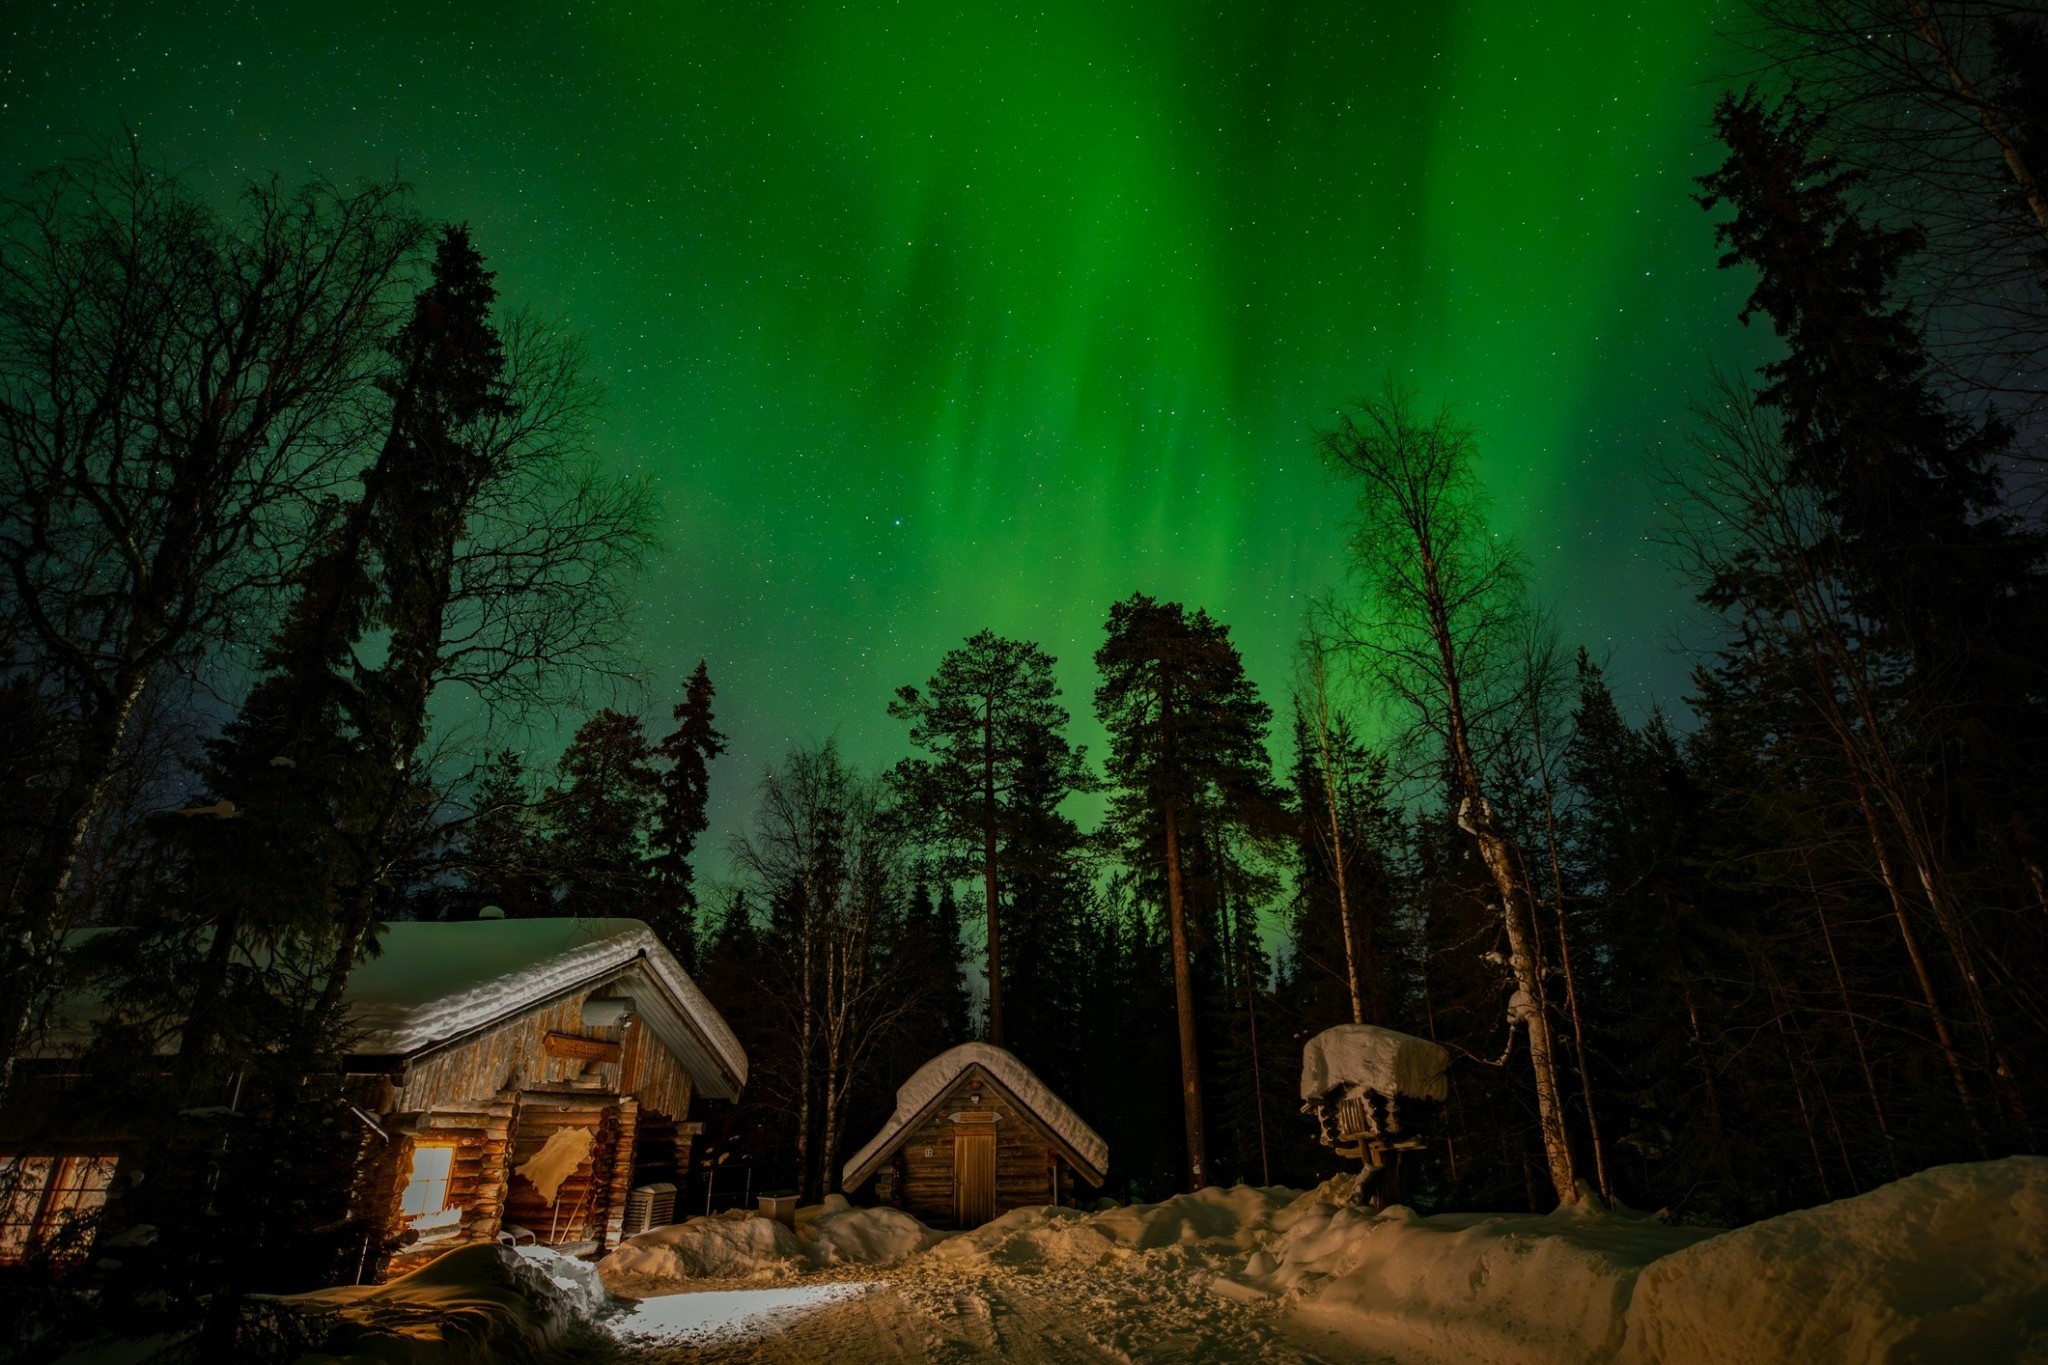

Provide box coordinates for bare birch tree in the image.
[1318,383,1584,1207]
[0,146,425,1074]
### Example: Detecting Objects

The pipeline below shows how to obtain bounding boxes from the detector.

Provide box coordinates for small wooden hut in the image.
[1,917,745,1278]
[842,1043,1105,1228]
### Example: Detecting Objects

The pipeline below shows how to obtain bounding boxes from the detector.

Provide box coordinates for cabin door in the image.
[953,1131,996,1228]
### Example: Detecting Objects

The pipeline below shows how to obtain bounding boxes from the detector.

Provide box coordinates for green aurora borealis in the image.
[3,1,1762,849]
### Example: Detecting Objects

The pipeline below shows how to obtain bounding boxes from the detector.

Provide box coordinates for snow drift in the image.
[602,1196,945,1285]
[1260,1192,1716,1364]
[1259,1158,2048,1364]
[927,1184,1302,1270]
[286,1244,609,1364]
[1622,1157,2048,1364]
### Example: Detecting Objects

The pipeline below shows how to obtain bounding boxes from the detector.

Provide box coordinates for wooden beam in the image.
[542,1031,621,1063]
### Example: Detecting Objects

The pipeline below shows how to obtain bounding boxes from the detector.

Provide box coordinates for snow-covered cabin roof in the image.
[344,918,747,1100]
[843,1042,1107,1189]
[1300,1024,1449,1104]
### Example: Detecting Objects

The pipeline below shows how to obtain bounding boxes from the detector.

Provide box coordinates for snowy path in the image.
[600,1259,1399,1363]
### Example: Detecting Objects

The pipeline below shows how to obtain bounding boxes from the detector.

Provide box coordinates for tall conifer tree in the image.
[1095,594,1277,1192]
[890,631,1089,1046]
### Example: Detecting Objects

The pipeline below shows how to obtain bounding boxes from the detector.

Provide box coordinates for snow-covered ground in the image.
[231,1156,2048,1363]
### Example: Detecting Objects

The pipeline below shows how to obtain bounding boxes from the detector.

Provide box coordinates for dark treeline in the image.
[5,0,2048,1350]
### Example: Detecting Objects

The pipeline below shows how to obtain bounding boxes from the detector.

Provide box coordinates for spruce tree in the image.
[542,709,661,919]
[889,630,1090,1047]
[649,661,727,960]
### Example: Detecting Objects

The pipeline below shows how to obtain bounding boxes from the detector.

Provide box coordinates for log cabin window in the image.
[0,1153,117,1264]
[400,1141,460,1232]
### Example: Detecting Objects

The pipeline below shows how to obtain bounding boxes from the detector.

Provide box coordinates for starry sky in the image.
[3,1,1763,856]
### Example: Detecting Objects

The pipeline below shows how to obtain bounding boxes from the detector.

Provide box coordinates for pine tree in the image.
[1095,594,1279,1192]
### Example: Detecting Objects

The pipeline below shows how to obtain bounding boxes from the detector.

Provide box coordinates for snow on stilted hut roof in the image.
[843,1042,1108,1188]
[343,918,747,1099]
[1300,1024,1449,1103]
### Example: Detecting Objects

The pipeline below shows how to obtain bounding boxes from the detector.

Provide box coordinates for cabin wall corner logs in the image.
[881,1069,1082,1228]
[367,985,695,1278]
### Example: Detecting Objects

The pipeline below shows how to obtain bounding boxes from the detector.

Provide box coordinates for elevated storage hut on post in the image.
[1300,1023,1448,1208]
[842,1043,1106,1228]
[0,917,745,1279]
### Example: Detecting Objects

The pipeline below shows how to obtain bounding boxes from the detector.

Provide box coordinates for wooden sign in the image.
[542,1031,621,1063]
[949,1110,998,1125]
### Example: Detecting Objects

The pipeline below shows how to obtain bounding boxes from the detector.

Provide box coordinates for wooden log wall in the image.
[885,1071,1065,1228]
[502,1095,618,1246]
[378,1095,520,1278]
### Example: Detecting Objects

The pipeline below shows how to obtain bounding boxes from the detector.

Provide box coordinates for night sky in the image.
[3,2,1763,857]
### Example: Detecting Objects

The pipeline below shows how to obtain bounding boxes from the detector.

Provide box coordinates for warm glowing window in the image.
[400,1142,460,1232]
[0,1153,117,1264]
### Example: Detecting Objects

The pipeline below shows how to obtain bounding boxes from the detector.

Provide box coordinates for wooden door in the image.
[953,1131,996,1228]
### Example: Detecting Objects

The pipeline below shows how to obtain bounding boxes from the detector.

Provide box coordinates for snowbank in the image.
[1261,1193,1716,1364]
[1300,1024,1449,1102]
[807,1198,946,1268]
[574,1159,2048,1362]
[1252,1158,2048,1364]
[1622,1157,2048,1364]
[843,1042,1108,1185]
[602,1210,806,1281]
[287,1244,609,1364]
[928,1184,1304,1270]
[602,1200,946,1285]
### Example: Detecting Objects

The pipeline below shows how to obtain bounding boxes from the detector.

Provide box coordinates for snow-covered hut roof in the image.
[344,918,747,1100]
[1300,1024,1449,1104]
[843,1042,1107,1188]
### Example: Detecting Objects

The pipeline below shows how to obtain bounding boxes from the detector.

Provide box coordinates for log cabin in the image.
[842,1043,1106,1228]
[0,917,745,1279]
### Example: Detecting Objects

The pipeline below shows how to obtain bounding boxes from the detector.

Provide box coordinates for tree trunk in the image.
[0,670,149,1078]
[822,954,843,1196]
[1805,859,1898,1180]
[1163,798,1208,1192]
[1462,799,1580,1206]
[1534,758,1611,1204]
[983,693,1003,1047]
[1303,646,1365,1024]
[1904,0,2048,239]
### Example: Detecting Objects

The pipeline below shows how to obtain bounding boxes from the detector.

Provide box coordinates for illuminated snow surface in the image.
[612,1282,876,1344]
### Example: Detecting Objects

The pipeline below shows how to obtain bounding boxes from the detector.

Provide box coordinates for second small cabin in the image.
[842,1043,1106,1228]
